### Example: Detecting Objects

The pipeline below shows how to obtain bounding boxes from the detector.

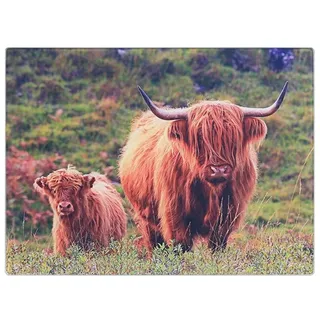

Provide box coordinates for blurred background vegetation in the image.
[6,48,313,240]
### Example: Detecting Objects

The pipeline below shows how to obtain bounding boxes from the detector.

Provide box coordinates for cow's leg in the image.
[156,192,194,252]
[133,207,164,257]
[160,214,193,252]
[53,231,69,256]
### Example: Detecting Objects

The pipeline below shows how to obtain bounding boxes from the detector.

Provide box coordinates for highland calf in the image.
[34,166,127,255]
[119,83,288,256]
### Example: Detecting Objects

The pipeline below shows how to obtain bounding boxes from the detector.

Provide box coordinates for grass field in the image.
[6,217,313,275]
[6,228,313,275]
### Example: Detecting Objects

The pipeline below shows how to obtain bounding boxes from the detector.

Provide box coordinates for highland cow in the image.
[34,166,127,255]
[119,82,288,256]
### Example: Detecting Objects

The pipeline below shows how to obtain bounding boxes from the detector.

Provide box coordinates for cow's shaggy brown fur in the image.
[34,166,127,255]
[119,101,267,256]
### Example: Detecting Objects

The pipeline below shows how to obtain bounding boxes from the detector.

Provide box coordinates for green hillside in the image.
[6,48,313,240]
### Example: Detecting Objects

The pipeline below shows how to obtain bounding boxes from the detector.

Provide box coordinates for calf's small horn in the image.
[137,86,188,120]
[240,81,288,117]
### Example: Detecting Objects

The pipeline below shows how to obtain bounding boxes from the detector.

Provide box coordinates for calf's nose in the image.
[59,201,73,210]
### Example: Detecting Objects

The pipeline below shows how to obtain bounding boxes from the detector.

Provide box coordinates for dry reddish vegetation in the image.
[6,146,67,232]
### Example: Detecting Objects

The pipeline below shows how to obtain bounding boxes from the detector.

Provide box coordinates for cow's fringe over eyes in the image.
[188,102,244,167]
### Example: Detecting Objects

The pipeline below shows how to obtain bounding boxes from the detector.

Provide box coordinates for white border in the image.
[1,1,319,319]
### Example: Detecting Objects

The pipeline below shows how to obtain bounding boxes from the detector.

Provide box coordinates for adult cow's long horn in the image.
[241,81,289,117]
[137,86,188,120]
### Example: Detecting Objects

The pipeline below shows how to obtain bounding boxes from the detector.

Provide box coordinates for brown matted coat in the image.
[119,102,267,255]
[34,167,127,255]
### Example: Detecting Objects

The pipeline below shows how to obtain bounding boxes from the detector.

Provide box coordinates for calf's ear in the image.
[168,120,188,143]
[83,175,96,189]
[33,177,49,195]
[243,117,267,143]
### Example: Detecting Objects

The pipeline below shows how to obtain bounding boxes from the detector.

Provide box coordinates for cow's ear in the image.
[243,117,267,143]
[83,175,95,189]
[168,120,188,143]
[33,177,49,195]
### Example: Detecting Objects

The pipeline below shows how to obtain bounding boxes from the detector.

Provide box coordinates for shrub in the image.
[189,52,209,70]
[119,48,152,70]
[140,57,175,82]
[259,68,288,89]
[20,82,39,103]
[6,75,17,103]
[54,50,90,81]
[97,97,120,121]
[54,50,121,81]
[192,65,236,90]
[90,58,121,79]
[37,77,69,104]
[15,65,35,87]
[268,48,294,72]
[217,49,262,72]
[94,82,122,100]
